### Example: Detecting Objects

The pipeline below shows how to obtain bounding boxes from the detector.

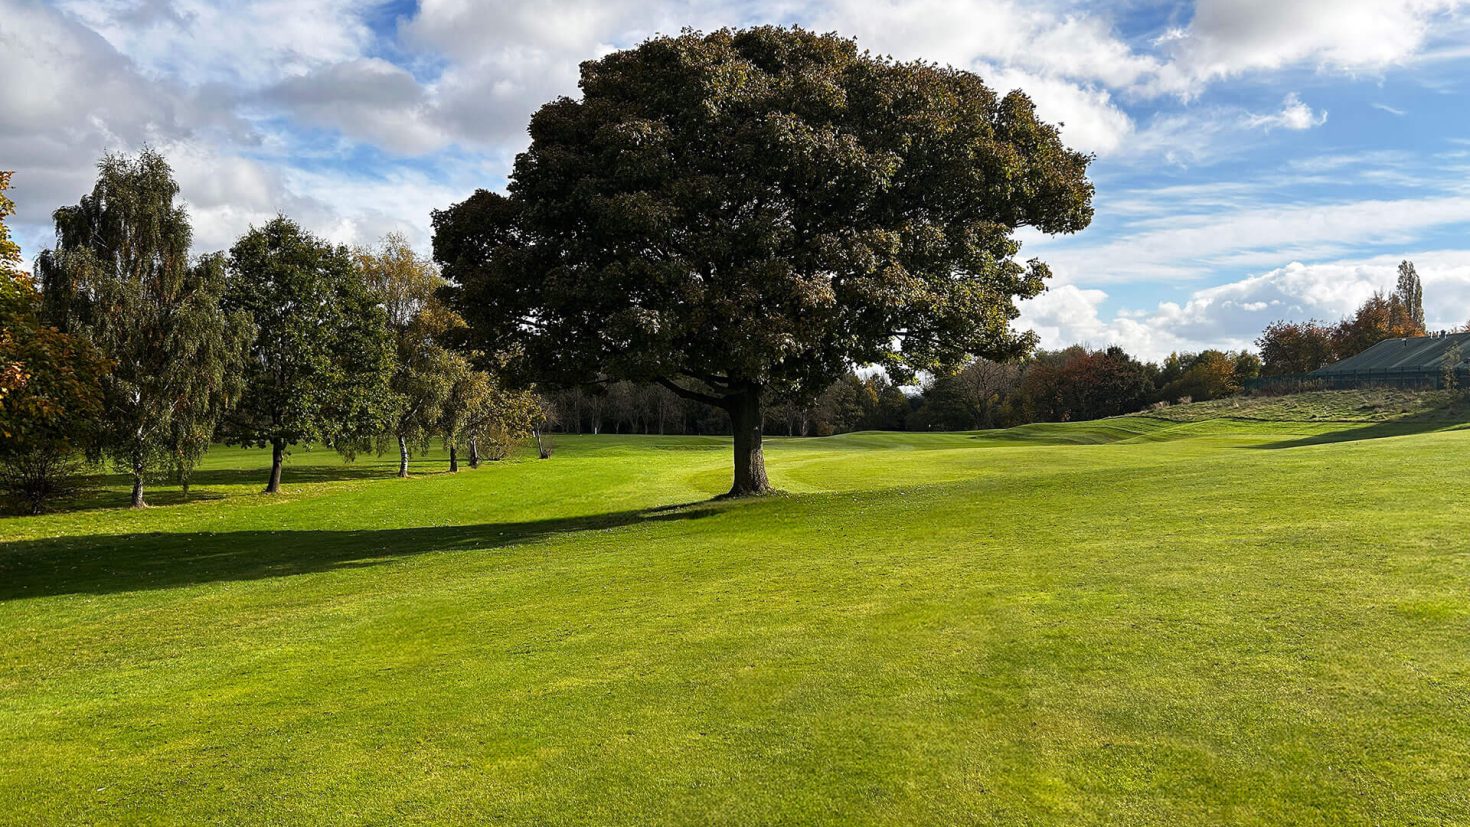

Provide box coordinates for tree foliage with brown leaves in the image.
[0,173,111,513]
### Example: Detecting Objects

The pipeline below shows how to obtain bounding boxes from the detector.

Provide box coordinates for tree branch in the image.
[655,376,728,408]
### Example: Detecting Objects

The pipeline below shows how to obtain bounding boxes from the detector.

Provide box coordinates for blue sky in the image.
[3,0,1469,359]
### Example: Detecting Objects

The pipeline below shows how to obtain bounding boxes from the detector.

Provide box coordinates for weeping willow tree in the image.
[37,149,251,507]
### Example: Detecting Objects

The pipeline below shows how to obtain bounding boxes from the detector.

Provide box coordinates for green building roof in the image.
[1313,331,1470,375]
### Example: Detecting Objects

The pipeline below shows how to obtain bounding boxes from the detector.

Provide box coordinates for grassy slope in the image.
[1141,387,1470,423]
[1,404,1468,824]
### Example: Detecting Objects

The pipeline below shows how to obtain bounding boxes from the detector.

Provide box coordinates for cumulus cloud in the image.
[0,0,251,252]
[52,0,376,85]
[1148,0,1464,97]
[1037,194,1470,285]
[1019,252,1470,361]
[265,59,447,155]
[1245,93,1328,131]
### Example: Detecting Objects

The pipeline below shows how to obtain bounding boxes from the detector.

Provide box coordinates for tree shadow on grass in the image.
[0,504,715,601]
[34,463,450,516]
[1251,420,1464,450]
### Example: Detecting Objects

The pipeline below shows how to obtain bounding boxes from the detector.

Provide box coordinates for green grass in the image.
[3,405,1469,823]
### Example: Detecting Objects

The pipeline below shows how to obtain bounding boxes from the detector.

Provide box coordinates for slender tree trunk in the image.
[468,437,480,469]
[130,458,146,508]
[533,428,550,459]
[265,438,284,494]
[724,388,772,497]
[398,435,409,478]
[449,445,459,473]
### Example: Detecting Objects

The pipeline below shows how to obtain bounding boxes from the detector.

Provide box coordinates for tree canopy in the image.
[434,26,1094,495]
[222,217,396,492]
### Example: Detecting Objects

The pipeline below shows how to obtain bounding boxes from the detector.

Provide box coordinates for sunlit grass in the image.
[2,409,1468,823]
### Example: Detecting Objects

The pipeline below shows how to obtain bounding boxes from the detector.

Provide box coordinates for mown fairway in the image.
[2,415,1468,824]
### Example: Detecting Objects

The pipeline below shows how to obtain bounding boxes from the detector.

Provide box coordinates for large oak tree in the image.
[434,27,1093,496]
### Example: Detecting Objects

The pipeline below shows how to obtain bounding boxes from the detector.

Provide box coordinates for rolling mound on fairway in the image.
[2,418,1468,824]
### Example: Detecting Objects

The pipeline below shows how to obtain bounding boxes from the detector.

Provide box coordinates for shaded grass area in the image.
[0,507,715,600]
[2,423,1469,824]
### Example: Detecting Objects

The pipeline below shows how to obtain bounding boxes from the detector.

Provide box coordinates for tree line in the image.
[1,153,543,514]
[543,344,1262,436]
[1256,262,1430,376]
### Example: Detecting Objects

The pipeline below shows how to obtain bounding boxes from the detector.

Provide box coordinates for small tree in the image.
[223,218,396,492]
[435,27,1092,495]
[441,361,539,469]
[1443,342,1462,391]
[1257,320,1336,375]
[357,234,465,478]
[36,150,250,507]
[1156,350,1248,403]
[529,394,557,459]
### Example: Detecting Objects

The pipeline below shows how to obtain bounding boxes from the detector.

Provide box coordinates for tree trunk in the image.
[724,388,772,497]
[468,437,480,469]
[398,435,409,478]
[533,428,551,459]
[130,459,146,508]
[449,445,459,473]
[265,438,284,494]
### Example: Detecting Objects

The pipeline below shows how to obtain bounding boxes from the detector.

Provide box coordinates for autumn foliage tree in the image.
[0,274,109,513]
[1016,346,1154,422]
[434,27,1093,495]
[1258,263,1430,377]
[1,171,26,404]
[0,172,110,513]
[1257,320,1337,376]
[1331,291,1425,359]
[440,365,540,469]
[356,234,465,478]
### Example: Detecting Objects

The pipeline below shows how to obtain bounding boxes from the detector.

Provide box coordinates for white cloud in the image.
[1148,0,1465,97]
[53,0,377,86]
[265,59,447,155]
[1019,252,1470,360]
[979,66,1134,155]
[1038,194,1470,285]
[0,0,249,251]
[1245,93,1327,131]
